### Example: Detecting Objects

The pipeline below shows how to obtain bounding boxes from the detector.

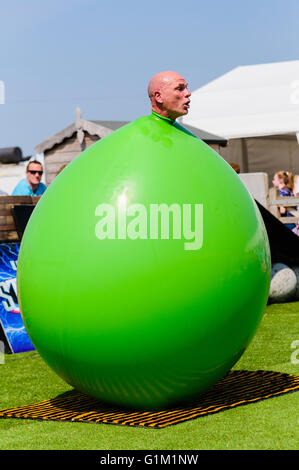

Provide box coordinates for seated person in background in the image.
[272,170,297,233]
[12,160,47,196]
[293,174,299,196]
[230,162,240,174]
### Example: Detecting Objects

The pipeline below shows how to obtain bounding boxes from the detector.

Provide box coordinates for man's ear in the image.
[154,91,163,104]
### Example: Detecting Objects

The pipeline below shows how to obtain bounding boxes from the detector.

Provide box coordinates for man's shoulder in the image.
[12,178,31,195]
[36,182,47,195]
[173,121,198,138]
[12,179,47,196]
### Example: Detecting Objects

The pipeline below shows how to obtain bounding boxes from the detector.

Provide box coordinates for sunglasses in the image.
[28,170,43,175]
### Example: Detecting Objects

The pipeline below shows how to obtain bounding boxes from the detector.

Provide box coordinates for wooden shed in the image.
[35,108,227,186]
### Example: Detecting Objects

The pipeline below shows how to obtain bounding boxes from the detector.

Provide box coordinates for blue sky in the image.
[0,0,299,156]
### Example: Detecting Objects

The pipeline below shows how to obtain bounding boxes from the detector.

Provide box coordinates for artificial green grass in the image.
[0,301,298,450]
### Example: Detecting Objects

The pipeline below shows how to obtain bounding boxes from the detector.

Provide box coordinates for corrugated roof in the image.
[91,120,227,144]
[35,116,227,154]
[89,120,129,131]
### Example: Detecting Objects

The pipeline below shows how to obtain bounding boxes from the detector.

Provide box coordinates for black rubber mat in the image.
[0,370,298,428]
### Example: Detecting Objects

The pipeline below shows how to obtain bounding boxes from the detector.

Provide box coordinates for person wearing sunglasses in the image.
[12,160,47,196]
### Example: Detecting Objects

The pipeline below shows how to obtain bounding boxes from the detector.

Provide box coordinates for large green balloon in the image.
[18,112,271,409]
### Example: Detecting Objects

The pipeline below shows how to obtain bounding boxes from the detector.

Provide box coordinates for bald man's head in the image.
[148,71,191,120]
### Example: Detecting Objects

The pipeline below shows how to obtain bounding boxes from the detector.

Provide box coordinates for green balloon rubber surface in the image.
[17,112,271,409]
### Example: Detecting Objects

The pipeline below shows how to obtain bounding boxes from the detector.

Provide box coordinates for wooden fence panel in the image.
[269,187,299,225]
[0,196,40,242]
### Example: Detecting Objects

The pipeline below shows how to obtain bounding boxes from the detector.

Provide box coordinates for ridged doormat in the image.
[0,370,298,429]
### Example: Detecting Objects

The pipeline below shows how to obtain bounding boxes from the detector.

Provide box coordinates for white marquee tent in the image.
[181,60,299,185]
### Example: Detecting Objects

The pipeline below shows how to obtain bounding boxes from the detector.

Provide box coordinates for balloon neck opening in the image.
[151,110,175,125]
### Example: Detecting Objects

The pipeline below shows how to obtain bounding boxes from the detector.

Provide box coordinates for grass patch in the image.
[0,301,298,450]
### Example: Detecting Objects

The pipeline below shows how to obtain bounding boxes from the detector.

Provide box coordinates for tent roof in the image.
[182,60,299,139]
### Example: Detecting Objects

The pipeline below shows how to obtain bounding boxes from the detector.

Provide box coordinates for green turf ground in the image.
[0,301,298,450]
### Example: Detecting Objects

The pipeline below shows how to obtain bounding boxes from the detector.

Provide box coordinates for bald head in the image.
[148,71,191,120]
[148,71,182,98]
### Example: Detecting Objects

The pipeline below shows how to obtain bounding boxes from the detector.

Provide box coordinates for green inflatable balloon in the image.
[18,111,271,409]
